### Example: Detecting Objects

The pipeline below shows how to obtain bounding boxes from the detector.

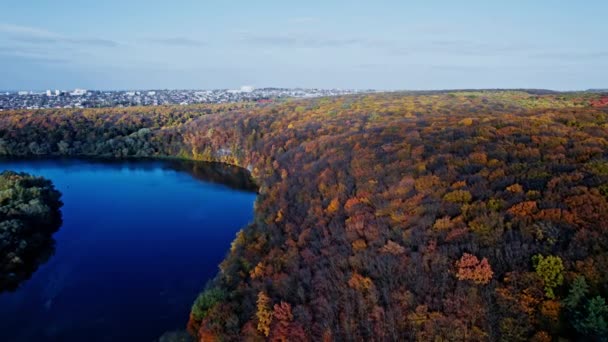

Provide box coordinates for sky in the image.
[0,0,607,90]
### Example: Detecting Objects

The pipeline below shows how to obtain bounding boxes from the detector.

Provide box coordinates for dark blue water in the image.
[0,159,257,341]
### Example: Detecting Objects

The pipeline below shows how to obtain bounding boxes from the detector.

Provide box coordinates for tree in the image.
[455,253,493,285]
[506,183,524,193]
[270,302,307,341]
[563,276,589,312]
[257,292,273,337]
[564,277,608,338]
[443,190,473,204]
[348,273,375,292]
[191,288,225,321]
[379,240,406,255]
[433,216,454,231]
[533,255,564,299]
[326,197,340,214]
[0,171,63,292]
[577,296,608,338]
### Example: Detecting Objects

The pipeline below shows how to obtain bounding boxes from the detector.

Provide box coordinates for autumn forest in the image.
[2,90,608,341]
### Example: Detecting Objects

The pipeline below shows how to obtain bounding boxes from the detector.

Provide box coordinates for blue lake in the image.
[0,158,257,341]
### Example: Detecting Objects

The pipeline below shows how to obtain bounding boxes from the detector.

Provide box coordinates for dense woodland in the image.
[0,171,63,292]
[1,90,608,341]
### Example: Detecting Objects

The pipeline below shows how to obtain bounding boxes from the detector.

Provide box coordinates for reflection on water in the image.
[167,159,257,192]
[0,227,60,294]
[0,158,256,341]
[42,263,71,311]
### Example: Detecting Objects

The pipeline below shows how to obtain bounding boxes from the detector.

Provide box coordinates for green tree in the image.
[532,254,564,299]
[563,276,589,312]
[563,277,608,339]
[578,296,608,338]
[191,288,226,321]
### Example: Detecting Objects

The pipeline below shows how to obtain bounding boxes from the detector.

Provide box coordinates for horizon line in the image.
[2,87,607,92]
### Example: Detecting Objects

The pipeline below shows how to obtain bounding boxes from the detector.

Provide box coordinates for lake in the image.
[0,158,257,341]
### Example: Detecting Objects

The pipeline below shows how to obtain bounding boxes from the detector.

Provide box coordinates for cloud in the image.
[66,38,118,47]
[240,33,383,49]
[0,47,70,64]
[531,51,608,60]
[436,40,530,54]
[0,23,55,37]
[147,37,206,47]
[238,32,531,58]
[388,40,532,57]
[0,23,118,47]
[355,63,384,69]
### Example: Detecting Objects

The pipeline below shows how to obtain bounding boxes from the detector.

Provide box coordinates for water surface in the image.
[0,158,257,341]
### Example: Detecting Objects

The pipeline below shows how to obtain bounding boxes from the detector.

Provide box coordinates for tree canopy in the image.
[1,90,608,340]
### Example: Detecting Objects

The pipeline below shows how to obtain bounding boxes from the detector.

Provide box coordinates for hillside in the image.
[1,91,608,341]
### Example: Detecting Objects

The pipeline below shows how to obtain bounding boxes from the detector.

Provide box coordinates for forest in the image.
[0,171,63,292]
[1,90,608,341]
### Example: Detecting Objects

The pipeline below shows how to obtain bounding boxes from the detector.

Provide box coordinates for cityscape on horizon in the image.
[0,87,372,110]
[2,86,606,110]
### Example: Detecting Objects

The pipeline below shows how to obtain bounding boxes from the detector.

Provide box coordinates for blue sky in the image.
[1,0,606,90]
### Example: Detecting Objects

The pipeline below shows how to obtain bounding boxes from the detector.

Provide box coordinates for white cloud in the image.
[147,37,206,47]
[0,23,118,47]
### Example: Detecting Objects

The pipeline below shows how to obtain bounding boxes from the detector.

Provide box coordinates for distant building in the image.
[0,88,368,110]
[228,86,255,94]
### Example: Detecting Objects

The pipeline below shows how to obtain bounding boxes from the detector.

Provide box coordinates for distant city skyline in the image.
[1,0,607,90]
[0,87,369,110]
[0,86,366,92]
